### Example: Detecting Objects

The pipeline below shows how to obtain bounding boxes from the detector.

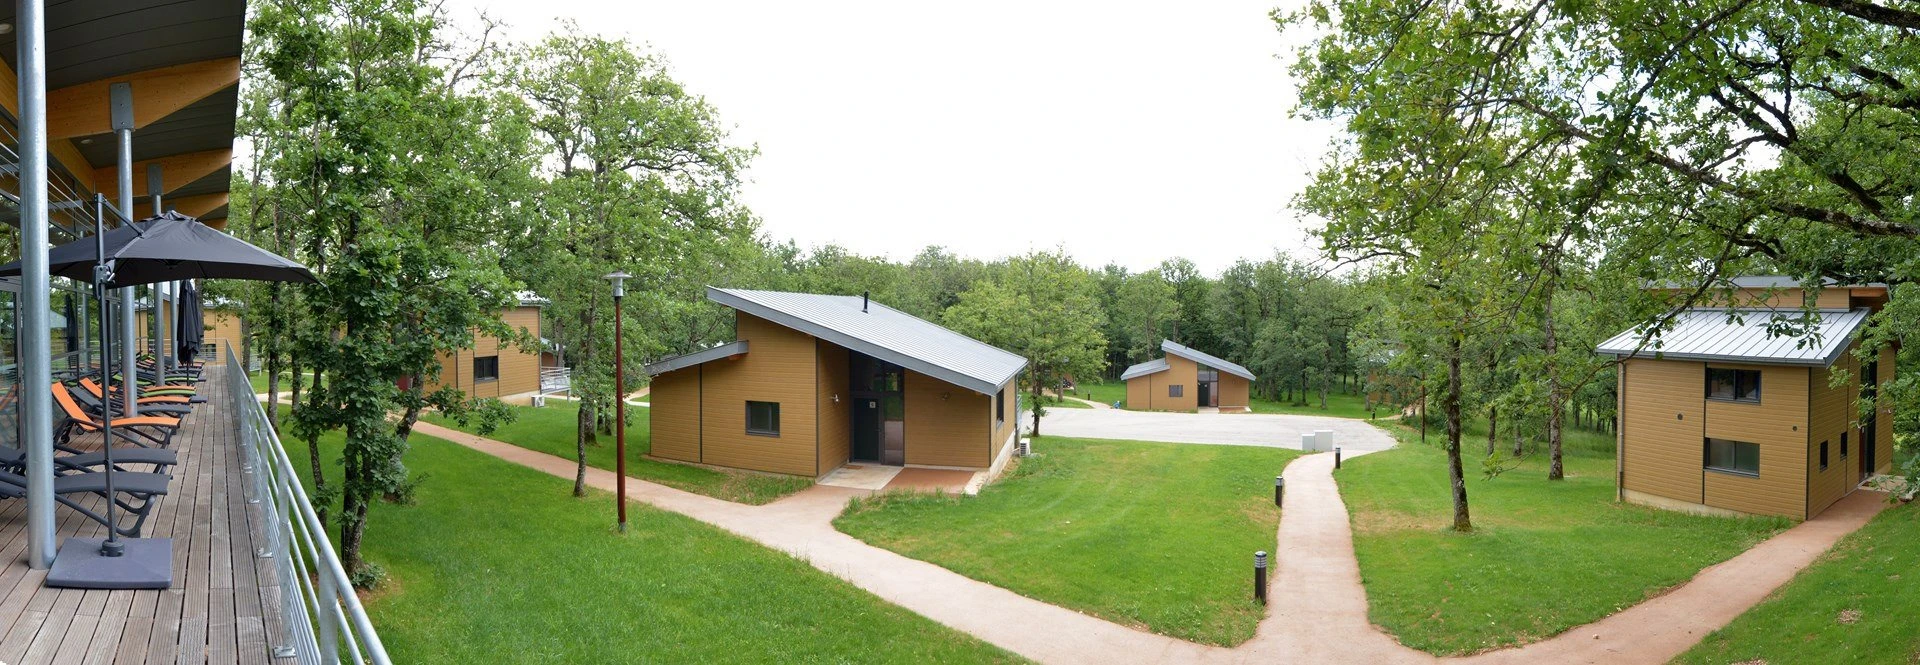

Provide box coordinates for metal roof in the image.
[1161,340,1257,381]
[644,340,749,376]
[1646,275,1888,290]
[1596,308,1872,367]
[707,287,1027,395]
[1120,358,1168,381]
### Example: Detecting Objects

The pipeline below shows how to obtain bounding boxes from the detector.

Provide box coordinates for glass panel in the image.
[0,287,17,453]
[1706,369,1735,399]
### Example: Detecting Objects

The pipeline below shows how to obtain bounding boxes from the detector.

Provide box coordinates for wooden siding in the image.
[1807,349,1858,517]
[1125,375,1150,410]
[1129,355,1200,412]
[1700,362,1808,518]
[202,310,245,360]
[648,367,701,463]
[902,369,990,467]
[990,380,1018,465]
[423,305,543,399]
[1620,359,1705,507]
[698,312,819,476]
[1681,286,1863,309]
[1217,374,1251,409]
[816,340,852,476]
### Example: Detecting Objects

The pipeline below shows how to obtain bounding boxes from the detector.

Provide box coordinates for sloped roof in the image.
[705,287,1027,395]
[1161,340,1257,381]
[1120,358,1168,381]
[643,340,748,376]
[1596,308,1872,367]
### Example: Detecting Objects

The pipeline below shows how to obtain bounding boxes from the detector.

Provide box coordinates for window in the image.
[1705,368,1761,402]
[995,390,1005,425]
[473,356,500,382]
[1705,438,1760,476]
[200,342,217,358]
[1169,384,1184,398]
[1841,432,1849,458]
[747,401,780,436]
[1820,441,1830,471]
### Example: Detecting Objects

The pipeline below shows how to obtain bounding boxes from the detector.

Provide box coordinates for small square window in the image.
[1820,440,1829,471]
[747,401,780,436]
[1169,384,1184,398]
[474,356,500,382]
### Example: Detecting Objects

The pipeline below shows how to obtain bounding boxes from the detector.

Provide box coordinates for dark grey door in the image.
[1198,381,1212,407]
[853,397,881,462]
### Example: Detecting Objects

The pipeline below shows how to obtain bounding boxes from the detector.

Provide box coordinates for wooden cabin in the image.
[1599,278,1895,520]
[1119,340,1255,412]
[645,288,1027,478]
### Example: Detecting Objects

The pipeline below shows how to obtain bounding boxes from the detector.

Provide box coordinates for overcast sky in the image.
[451,1,1334,275]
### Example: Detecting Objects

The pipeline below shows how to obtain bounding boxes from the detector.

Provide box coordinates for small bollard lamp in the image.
[1335,446,1343,469]
[1254,550,1269,604]
[1274,476,1284,508]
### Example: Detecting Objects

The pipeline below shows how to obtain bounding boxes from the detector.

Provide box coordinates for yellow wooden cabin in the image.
[1599,278,1895,520]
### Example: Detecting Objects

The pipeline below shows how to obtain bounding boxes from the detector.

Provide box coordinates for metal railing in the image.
[538,366,571,394]
[227,346,392,665]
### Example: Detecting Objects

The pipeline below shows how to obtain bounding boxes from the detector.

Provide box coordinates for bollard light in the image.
[1274,476,1284,508]
[1254,550,1269,604]
[1335,446,1343,469]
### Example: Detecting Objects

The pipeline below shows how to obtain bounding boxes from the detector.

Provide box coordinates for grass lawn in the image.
[419,401,811,505]
[279,427,1022,663]
[835,436,1298,646]
[1341,434,1792,656]
[1676,502,1920,665]
[1038,394,1091,409]
[1075,380,1380,419]
[247,369,313,395]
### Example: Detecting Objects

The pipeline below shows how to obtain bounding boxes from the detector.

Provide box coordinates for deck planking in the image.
[0,366,296,664]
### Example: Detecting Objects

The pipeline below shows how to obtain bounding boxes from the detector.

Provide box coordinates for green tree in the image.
[944,250,1108,436]
[1112,271,1181,364]
[507,28,758,496]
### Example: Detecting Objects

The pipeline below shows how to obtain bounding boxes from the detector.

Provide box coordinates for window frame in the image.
[473,355,500,383]
[1705,368,1762,403]
[746,401,781,437]
[1840,432,1849,458]
[1819,440,1830,471]
[995,389,1005,426]
[1168,384,1184,398]
[1704,437,1761,477]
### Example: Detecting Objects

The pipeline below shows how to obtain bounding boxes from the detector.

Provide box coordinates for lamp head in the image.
[604,271,631,298]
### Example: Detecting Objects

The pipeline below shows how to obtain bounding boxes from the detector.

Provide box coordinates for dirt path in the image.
[420,420,1886,664]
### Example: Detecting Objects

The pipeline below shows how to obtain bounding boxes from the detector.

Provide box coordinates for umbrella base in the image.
[46,537,173,589]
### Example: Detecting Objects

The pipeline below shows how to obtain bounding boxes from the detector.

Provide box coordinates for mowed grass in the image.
[1080,379,1380,419]
[1038,394,1091,409]
[835,436,1298,646]
[277,428,1023,664]
[420,401,811,505]
[1676,502,1920,665]
[246,369,312,395]
[1340,434,1791,656]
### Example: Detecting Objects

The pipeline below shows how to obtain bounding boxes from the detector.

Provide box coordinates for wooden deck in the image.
[0,366,292,664]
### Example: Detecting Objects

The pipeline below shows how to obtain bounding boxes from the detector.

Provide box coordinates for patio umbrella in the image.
[175,281,204,365]
[0,210,318,285]
[22,208,319,590]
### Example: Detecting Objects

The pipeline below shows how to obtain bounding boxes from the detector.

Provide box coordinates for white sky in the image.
[449,1,1335,275]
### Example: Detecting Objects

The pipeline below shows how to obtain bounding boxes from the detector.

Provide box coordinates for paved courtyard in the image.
[1038,407,1397,453]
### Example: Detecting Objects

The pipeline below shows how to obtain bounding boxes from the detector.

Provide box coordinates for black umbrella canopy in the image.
[0,211,317,287]
[176,281,205,362]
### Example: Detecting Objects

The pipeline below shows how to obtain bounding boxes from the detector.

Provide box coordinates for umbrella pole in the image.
[95,209,123,556]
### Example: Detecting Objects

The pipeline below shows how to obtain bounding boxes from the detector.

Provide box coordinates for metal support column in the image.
[18,0,58,570]
[150,164,173,375]
[113,82,140,416]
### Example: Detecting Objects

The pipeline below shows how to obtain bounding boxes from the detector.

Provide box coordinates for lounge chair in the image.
[81,377,203,404]
[53,385,181,449]
[0,444,177,475]
[68,384,192,419]
[0,469,169,537]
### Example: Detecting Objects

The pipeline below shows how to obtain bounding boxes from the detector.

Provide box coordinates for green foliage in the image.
[941,249,1107,435]
[836,436,1299,646]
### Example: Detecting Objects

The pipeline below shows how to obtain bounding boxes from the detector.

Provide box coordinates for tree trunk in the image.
[1445,337,1472,532]
[574,401,593,497]
[1544,269,1565,481]
[1029,362,1044,436]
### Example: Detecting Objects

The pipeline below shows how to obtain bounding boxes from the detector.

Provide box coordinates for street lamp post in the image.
[605,271,631,533]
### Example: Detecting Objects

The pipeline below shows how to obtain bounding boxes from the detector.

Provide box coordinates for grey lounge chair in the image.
[0,469,169,537]
[0,444,177,475]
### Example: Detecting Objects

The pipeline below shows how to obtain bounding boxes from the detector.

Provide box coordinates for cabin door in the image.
[1198,381,1213,408]
[853,398,881,462]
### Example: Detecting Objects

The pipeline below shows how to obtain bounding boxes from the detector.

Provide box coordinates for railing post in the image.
[316,567,343,665]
